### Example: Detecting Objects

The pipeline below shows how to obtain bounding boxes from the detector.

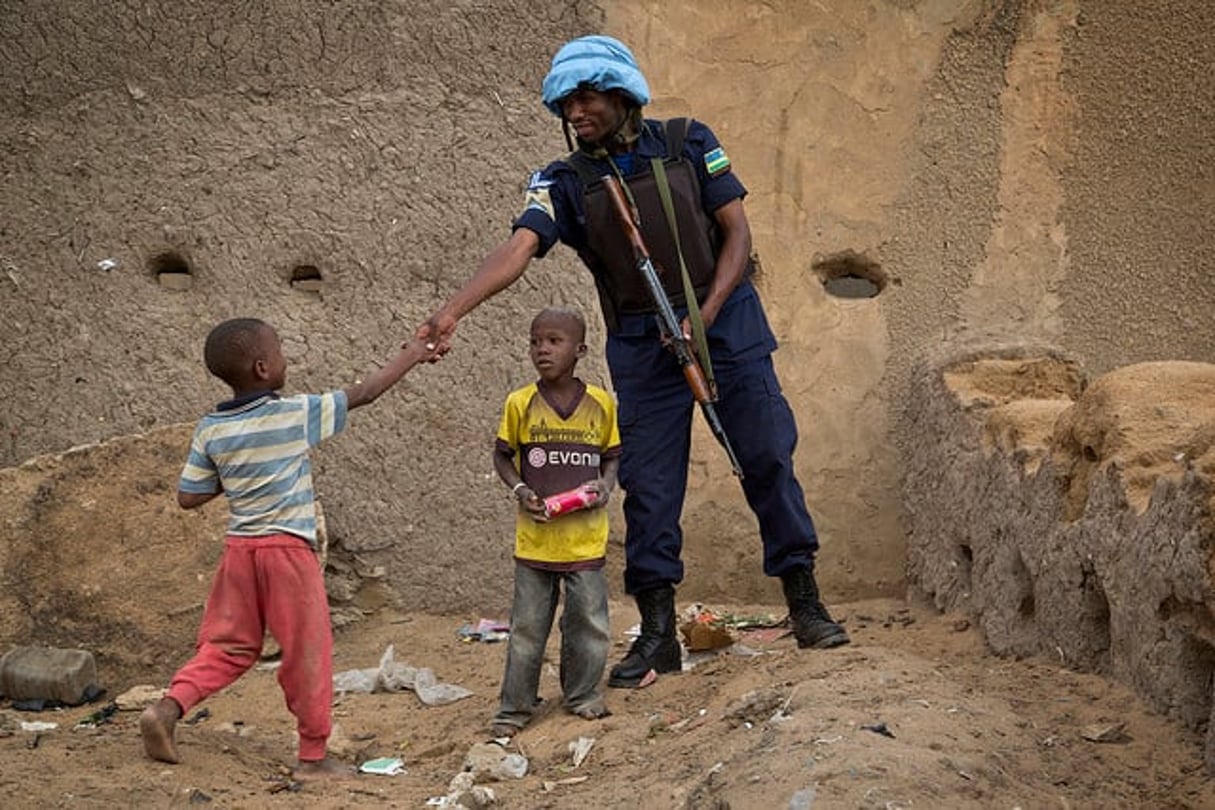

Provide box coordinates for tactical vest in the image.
[566,118,723,332]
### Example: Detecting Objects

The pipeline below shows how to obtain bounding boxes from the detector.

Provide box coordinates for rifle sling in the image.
[650,154,716,396]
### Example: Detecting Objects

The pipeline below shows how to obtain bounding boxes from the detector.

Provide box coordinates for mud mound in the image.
[906,346,1215,770]
[0,425,388,693]
[0,425,223,690]
[1053,361,1215,518]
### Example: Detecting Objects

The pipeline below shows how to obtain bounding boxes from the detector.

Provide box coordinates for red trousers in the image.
[167,534,333,761]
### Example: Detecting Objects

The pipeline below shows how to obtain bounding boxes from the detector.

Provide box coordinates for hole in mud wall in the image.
[1079,564,1112,667]
[149,252,193,292]
[812,249,888,299]
[1012,553,1035,619]
[955,543,974,591]
[290,264,325,293]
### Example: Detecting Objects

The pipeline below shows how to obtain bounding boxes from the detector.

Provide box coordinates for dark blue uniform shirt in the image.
[513,118,747,259]
[511,118,775,359]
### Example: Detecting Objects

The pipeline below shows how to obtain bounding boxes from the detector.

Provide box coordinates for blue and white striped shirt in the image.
[179,391,348,547]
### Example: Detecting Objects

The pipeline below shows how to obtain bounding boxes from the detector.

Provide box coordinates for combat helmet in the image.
[544,35,652,110]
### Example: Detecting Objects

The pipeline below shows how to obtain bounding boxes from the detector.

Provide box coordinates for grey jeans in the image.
[493,563,610,729]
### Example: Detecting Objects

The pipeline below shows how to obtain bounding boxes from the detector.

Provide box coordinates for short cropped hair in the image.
[532,307,586,343]
[204,318,269,386]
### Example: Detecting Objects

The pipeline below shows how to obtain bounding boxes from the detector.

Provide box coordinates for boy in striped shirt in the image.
[140,317,431,781]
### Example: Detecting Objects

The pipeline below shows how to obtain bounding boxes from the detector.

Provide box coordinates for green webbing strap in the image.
[650,156,716,394]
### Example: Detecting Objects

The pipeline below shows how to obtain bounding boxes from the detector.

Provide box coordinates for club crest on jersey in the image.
[704,147,731,177]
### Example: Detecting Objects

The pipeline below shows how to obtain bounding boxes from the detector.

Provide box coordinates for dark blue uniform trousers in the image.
[606,282,820,595]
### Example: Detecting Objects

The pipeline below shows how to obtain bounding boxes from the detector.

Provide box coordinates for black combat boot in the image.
[608,584,682,688]
[781,567,850,649]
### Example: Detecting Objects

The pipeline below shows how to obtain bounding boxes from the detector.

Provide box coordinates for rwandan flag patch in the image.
[704,146,731,177]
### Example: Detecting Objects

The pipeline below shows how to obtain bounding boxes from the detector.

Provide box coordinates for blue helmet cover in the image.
[541,35,651,116]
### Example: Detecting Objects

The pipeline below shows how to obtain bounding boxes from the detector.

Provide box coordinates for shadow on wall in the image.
[903,345,1215,772]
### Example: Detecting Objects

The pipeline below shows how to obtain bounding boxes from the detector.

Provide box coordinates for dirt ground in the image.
[2,594,1213,809]
[2,3,1214,808]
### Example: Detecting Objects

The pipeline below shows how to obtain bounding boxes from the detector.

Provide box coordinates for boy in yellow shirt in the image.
[490,308,621,737]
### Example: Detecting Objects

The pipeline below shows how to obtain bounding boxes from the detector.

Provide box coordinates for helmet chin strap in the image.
[564,104,642,158]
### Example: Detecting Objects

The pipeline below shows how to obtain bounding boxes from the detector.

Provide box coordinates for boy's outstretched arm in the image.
[178,489,221,510]
[344,340,433,410]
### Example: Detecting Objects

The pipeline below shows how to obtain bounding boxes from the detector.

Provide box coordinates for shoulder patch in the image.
[704,146,729,178]
[523,185,555,221]
[704,146,731,177]
[526,170,555,191]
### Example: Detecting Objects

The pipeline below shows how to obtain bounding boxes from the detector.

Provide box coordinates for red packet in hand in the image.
[543,483,598,518]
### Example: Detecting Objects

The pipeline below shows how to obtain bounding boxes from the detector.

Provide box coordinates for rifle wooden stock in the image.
[601,174,744,477]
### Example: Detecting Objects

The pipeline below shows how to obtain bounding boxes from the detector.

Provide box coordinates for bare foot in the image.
[140,698,182,764]
[574,704,612,720]
[293,758,357,782]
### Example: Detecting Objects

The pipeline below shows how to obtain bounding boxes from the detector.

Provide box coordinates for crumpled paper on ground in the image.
[333,645,473,705]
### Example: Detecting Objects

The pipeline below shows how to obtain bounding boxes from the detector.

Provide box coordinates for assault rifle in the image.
[601,174,744,478]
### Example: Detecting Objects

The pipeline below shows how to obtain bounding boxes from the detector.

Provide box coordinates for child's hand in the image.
[583,478,613,508]
[515,484,549,522]
[401,339,442,365]
[414,314,456,363]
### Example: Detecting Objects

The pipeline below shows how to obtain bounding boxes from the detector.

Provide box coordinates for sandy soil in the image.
[2,595,1212,809]
[3,4,1214,809]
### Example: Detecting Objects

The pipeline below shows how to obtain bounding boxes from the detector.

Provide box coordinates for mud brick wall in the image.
[904,348,1215,769]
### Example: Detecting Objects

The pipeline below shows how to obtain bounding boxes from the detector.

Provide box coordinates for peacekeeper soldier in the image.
[417,34,849,689]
